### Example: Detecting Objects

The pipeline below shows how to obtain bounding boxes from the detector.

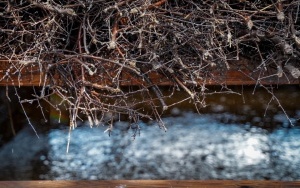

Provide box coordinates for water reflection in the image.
[239,137,266,165]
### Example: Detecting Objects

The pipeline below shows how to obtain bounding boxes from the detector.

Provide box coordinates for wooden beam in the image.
[0,59,44,86]
[0,180,299,188]
[0,59,298,86]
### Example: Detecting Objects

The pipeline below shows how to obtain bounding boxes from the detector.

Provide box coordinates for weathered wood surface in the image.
[0,180,300,188]
[0,59,298,86]
[0,59,43,86]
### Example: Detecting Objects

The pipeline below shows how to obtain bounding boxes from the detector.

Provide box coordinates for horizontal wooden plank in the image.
[0,59,44,86]
[0,180,300,188]
[0,59,298,86]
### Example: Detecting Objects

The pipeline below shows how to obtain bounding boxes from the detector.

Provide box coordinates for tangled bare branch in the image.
[1,0,299,133]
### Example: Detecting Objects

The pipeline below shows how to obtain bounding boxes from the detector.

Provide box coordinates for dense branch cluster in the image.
[0,0,299,132]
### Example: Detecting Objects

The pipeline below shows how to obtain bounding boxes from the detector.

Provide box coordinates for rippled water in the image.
[0,85,299,180]
[42,114,300,180]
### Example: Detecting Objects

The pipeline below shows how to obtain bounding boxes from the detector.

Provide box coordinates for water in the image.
[43,115,300,180]
[0,85,299,180]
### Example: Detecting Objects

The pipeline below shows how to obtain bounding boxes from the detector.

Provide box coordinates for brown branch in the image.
[27,0,76,16]
[108,15,119,50]
[129,0,167,14]
[148,0,167,9]
[276,0,285,21]
[142,72,168,111]
[104,0,135,12]
[82,81,121,93]
[173,76,195,100]
[79,54,141,75]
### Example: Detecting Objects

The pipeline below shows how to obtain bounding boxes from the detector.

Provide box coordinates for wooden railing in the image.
[1,59,298,86]
[0,180,300,188]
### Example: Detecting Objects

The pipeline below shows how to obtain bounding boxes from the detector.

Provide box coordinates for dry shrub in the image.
[1,1,299,142]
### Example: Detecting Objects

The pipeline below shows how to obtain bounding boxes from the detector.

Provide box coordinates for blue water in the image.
[0,85,299,180]
[38,112,300,180]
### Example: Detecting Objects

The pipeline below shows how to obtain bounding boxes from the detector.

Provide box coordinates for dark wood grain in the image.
[0,180,300,188]
[0,59,298,86]
[0,60,44,86]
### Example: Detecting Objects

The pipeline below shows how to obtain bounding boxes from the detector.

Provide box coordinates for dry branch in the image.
[0,0,299,133]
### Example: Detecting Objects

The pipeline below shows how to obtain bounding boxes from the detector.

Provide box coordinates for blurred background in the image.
[0,85,299,180]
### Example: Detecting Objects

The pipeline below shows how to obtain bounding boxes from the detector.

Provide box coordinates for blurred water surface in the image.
[0,85,299,180]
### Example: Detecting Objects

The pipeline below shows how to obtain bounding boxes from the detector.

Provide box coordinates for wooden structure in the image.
[0,59,299,86]
[0,180,300,188]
